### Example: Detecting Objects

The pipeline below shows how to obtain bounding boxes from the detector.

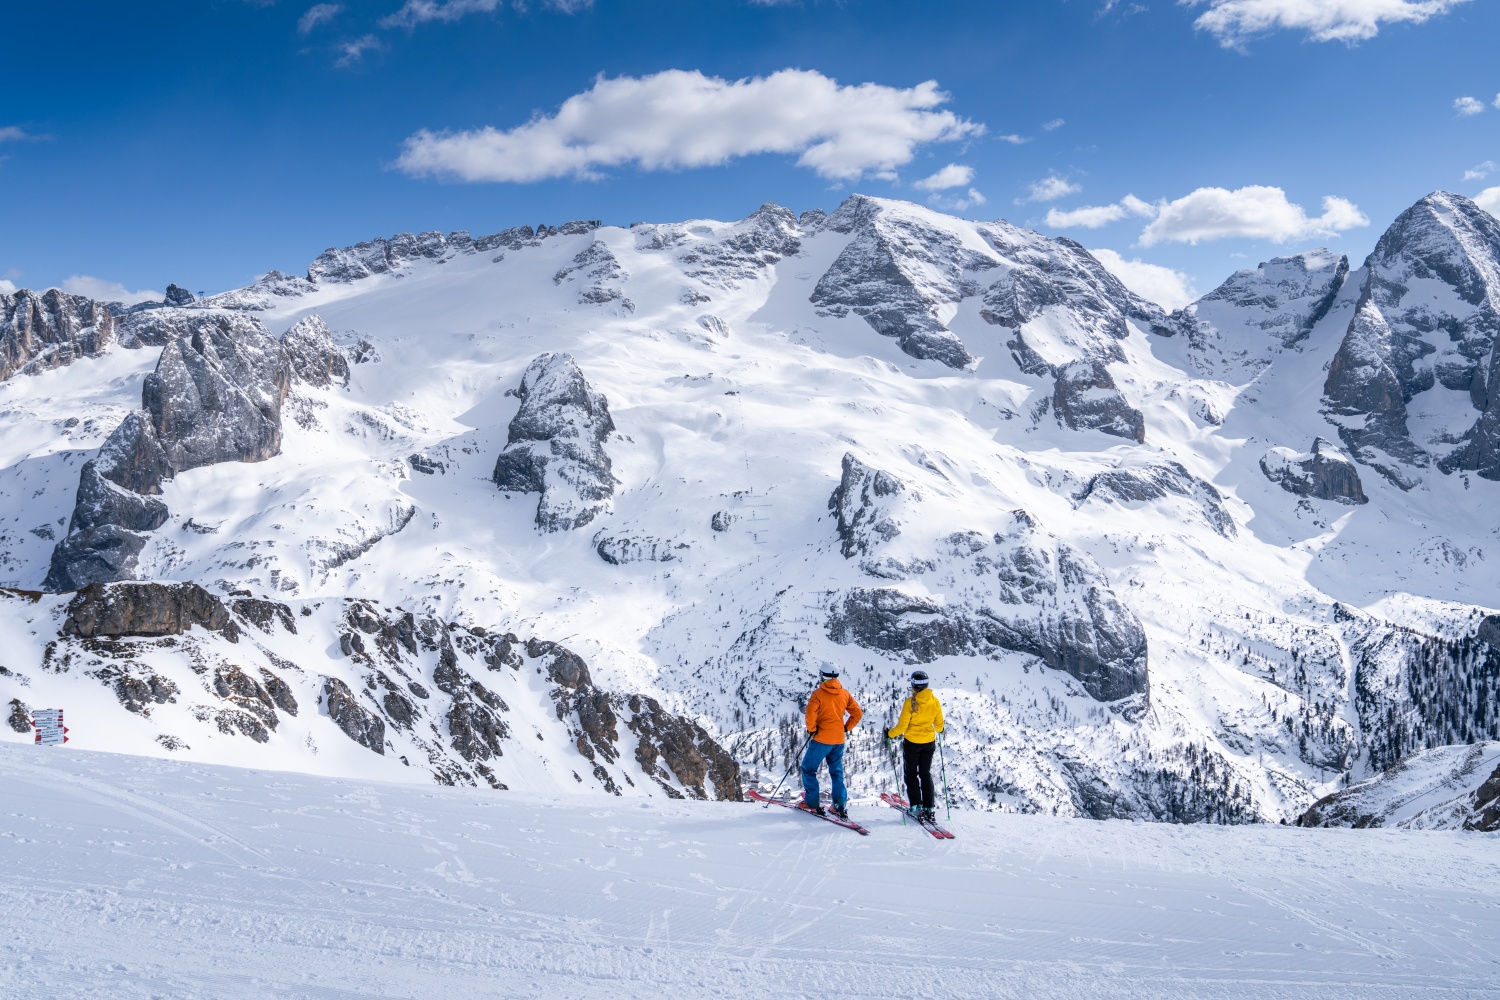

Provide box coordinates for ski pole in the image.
[938,731,952,820]
[764,732,813,807]
[887,735,906,825]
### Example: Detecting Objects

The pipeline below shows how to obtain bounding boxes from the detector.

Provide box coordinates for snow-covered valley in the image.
[4,192,1500,826]
[4,743,1498,999]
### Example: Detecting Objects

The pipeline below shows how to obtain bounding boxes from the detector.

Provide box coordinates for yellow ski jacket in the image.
[887,688,944,744]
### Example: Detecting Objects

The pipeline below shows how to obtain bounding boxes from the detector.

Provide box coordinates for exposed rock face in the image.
[828,453,908,558]
[806,196,1156,436]
[827,510,1149,702]
[1165,250,1349,377]
[627,694,743,800]
[163,283,197,307]
[493,353,616,531]
[308,231,452,284]
[46,311,292,591]
[1,288,115,381]
[323,677,386,754]
[554,240,632,310]
[61,581,236,639]
[1260,437,1368,504]
[1323,192,1500,484]
[1297,742,1500,831]
[812,195,987,368]
[1074,461,1235,536]
[1051,360,1144,443]
[281,314,350,388]
[595,534,687,565]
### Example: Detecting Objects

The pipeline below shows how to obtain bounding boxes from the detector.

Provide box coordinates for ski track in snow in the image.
[3,744,1499,999]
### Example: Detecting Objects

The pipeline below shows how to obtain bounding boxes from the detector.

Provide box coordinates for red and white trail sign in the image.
[31,708,68,746]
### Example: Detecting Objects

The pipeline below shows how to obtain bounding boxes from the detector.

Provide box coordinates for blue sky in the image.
[2,0,1497,307]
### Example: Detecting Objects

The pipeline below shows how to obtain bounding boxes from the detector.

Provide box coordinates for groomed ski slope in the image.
[3,745,1498,999]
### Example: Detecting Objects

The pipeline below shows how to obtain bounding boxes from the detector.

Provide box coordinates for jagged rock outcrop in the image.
[493,353,616,531]
[828,453,908,558]
[554,240,632,310]
[1297,742,1500,831]
[163,284,197,307]
[1051,360,1145,443]
[46,311,292,590]
[61,581,236,639]
[308,231,453,283]
[1,288,115,381]
[280,314,350,387]
[1164,250,1349,377]
[827,510,1149,702]
[1260,437,1368,504]
[595,534,687,565]
[1323,192,1500,484]
[323,677,386,754]
[1074,461,1235,536]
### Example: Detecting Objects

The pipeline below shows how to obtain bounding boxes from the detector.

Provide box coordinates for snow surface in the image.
[4,743,1499,999]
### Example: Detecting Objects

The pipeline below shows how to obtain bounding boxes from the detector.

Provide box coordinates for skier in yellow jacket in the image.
[887,670,944,823]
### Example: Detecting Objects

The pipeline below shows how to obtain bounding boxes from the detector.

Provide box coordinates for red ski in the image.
[749,789,870,835]
[880,792,955,839]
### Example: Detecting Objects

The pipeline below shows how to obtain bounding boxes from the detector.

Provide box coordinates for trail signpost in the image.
[31,708,67,746]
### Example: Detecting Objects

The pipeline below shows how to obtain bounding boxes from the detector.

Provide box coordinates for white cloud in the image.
[1464,161,1496,182]
[1090,248,1198,311]
[1495,92,1500,109]
[1042,118,1065,131]
[1047,203,1130,228]
[1025,175,1081,203]
[60,276,161,305]
[397,69,983,183]
[928,187,987,212]
[997,133,1029,145]
[1476,186,1500,215]
[1186,0,1469,45]
[335,34,382,67]
[381,0,589,29]
[1455,96,1486,116]
[1044,194,1156,229]
[1140,185,1368,245]
[0,279,15,295]
[298,3,343,33]
[915,163,974,191]
[0,126,33,143]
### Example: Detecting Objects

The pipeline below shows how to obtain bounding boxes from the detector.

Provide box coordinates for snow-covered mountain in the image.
[5,191,1500,823]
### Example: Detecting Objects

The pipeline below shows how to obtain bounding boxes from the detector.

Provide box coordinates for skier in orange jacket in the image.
[800,662,862,819]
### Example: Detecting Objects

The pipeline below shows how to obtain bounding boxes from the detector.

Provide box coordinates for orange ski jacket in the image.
[806,678,862,745]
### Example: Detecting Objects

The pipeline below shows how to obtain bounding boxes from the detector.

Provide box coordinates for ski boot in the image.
[830,802,849,820]
[798,800,826,817]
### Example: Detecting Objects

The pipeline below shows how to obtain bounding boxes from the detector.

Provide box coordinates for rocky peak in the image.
[1,288,116,382]
[1260,437,1368,505]
[1322,191,1500,484]
[1169,250,1349,376]
[492,353,617,531]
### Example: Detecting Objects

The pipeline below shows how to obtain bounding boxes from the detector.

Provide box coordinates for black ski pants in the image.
[901,739,936,810]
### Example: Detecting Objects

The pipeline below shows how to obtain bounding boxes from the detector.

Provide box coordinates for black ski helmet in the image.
[819,661,839,680]
[910,670,929,690]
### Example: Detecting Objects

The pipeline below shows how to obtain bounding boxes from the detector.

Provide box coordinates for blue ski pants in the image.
[801,739,846,809]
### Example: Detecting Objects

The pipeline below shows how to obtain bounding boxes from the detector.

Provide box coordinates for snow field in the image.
[3,743,1499,999]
